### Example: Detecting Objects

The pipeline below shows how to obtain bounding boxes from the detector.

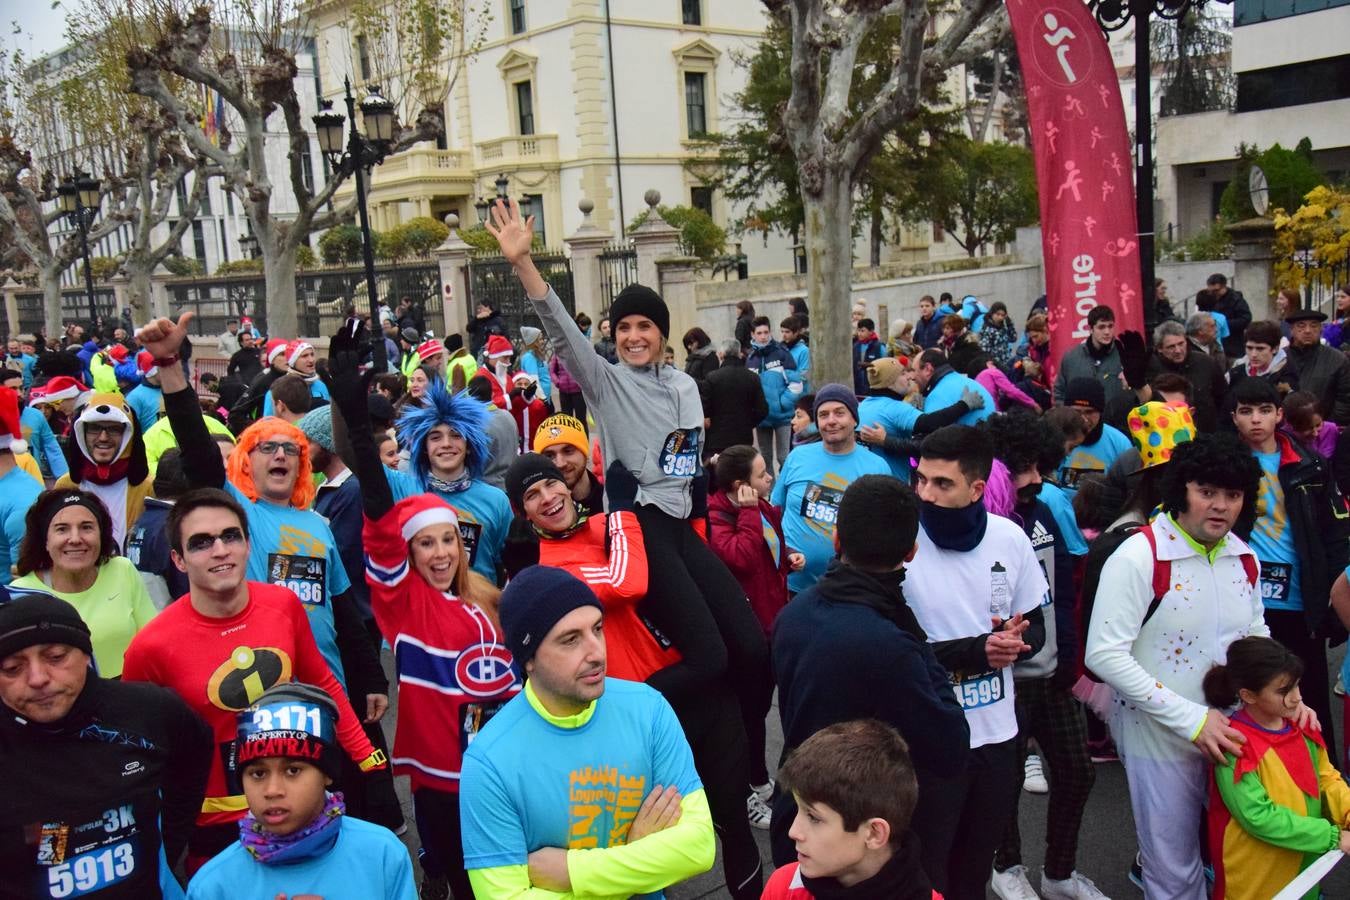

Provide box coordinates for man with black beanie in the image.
[1056,376,1133,495]
[459,566,717,898]
[0,592,213,898]
[772,475,969,871]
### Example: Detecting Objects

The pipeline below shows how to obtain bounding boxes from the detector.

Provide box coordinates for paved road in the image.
[379,647,1350,898]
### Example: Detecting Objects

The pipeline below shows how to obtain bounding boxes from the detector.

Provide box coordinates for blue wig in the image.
[397,378,493,485]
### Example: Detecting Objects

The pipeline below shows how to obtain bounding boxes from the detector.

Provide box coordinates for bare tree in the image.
[768,0,1007,387]
[122,0,483,337]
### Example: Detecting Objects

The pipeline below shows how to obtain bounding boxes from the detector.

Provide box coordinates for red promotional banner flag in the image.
[1004,0,1143,383]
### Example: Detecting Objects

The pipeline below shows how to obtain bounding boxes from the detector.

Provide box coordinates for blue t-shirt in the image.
[1057,424,1132,494]
[186,816,416,900]
[926,371,994,425]
[387,469,511,581]
[1038,482,1089,557]
[224,482,352,686]
[125,383,164,435]
[20,405,67,478]
[772,442,891,593]
[262,377,331,417]
[1249,450,1301,611]
[0,465,42,585]
[460,679,701,896]
[520,350,551,401]
[857,395,921,481]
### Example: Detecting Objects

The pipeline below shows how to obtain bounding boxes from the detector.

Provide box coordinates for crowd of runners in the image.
[5,198,1350,900]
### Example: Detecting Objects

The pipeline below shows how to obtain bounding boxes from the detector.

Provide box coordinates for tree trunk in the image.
[803,171,855,389]
[262,241,299,337]
[869,200,883,268]
[123,257,155,324]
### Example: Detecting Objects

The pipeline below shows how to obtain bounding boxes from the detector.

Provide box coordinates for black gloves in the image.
[604,461,640,512]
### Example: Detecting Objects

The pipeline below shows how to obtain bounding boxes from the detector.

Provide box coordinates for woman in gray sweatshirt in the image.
[487,199,768,900]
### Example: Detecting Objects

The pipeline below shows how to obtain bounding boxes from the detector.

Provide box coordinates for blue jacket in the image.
[21,405,67,478]
[784,339,811,393]
[853,336,883,394]
[914,315,943,350]
[924,366,993,425]
[745,341,801,427]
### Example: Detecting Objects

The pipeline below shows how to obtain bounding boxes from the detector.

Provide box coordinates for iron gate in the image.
[598,242,638,314]
[468,249,575,337]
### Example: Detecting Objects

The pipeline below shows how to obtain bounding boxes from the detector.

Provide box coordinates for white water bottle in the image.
[990,561,1012,621]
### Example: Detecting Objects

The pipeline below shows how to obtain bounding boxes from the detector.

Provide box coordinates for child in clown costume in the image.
[1205,636,1350,900]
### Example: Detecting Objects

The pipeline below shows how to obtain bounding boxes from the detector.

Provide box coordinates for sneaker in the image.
[1127,853,1143,891]
[1087,737,1119,764]
[746,789,772,830]
[1337,674,1346,697]
[991,865,1041,900]
[1023,754,1049,794]
[1042,871,1110,899]
[419,876,449,900]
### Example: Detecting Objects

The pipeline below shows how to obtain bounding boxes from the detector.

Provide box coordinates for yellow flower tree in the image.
[1273,185,1350,304]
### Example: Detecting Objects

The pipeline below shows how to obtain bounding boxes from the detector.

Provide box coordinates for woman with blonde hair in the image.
[888,317,920,359]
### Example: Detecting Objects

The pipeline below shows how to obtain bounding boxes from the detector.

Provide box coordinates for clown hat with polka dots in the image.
[1127,401,1195,470]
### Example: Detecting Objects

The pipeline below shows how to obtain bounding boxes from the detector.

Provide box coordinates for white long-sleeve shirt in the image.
[1085,513,1268,762]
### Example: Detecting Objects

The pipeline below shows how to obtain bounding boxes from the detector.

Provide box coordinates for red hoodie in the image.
[708,490,794,635]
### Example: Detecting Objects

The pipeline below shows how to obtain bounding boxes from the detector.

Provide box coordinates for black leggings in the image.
[414,787,475,899]
[671,686,764,900]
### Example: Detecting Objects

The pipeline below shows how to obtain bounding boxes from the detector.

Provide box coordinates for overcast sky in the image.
[3,0,70,61]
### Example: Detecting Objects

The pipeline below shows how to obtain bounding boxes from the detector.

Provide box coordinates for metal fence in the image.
[12,287,117,338]
[598,242,638,315]
[165,260,444,340]
[468,249,575,336]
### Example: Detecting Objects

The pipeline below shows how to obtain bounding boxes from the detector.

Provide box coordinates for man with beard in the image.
[262,341,329,416]
[531,413,602,516]
[772,385,891,595]
[982,412,1103,900]
[1284,308,1350,425]
[55,392,152,547]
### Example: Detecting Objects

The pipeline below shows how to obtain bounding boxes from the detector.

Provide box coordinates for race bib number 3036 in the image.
[267,553,326,607]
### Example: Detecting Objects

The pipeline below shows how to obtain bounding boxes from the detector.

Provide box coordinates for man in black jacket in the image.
[1200,273,1252,360]
[0,592,212,898]
[1285,308,1350,425]
[226,337,288,434]
[1145,320,1227,432]
[771,475,969,879]
[225,332,262,385]
[702,339,769,460]
[1230,377,1350,763]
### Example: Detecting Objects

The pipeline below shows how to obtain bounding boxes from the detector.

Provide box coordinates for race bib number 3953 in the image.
[658,429,699,478]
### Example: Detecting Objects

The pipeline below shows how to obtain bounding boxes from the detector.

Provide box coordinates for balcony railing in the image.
[475,134,559,167]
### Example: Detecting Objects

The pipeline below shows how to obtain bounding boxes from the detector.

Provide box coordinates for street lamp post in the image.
[475,175,533,229]
[313,77,396,371]
[57,169,103,327]
[1088,0,1213,341]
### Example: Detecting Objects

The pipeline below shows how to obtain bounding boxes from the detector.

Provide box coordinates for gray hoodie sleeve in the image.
[528,286,612,407]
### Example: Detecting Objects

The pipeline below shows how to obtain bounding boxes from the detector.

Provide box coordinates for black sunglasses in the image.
[184,527,246,554]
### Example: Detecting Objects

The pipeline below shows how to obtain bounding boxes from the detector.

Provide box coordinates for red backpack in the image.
[1079,522,1259,683]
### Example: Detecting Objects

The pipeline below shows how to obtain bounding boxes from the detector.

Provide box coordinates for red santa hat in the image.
[30,376,90,407]
[107,344,129,364]
[0,387,26,454]
[265,338,288,365]
[485,335,514,359]
[395,493,459,542]
[286,340,314,367]
[136,350,158,378]
[511,370,537,386]
[240,316,253,327]
[417,339,445,363]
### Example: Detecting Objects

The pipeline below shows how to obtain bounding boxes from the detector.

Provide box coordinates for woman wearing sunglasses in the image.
[10,489,156,677]
[326,324,520,900]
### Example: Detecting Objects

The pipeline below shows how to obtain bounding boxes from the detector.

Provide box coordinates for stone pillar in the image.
[109,272,132,322]
[149,264,174,320]
[1226,217,1277,320]
[564,198,614,323]
[630,190,681,291]
[657,256,702,353]
[2,277,20,338]
[433,213,473,338]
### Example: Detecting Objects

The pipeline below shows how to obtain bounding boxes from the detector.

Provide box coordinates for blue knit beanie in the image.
[813,383,859,424]
[297,405,335,454]
[499,566,604,667]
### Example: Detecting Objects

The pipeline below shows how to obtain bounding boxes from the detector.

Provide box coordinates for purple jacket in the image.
[548,354,581,394]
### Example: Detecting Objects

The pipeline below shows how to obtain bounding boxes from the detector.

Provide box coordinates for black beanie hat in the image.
[499,565,604,667]
[504,453,567,513]
[608,284,669,338]
[1065,377,1106,413]
[837,475,920,571]
[0,591,94,662]
[445,333,465,353]
[235,681,342,780]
